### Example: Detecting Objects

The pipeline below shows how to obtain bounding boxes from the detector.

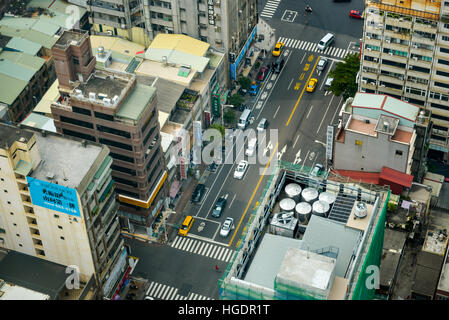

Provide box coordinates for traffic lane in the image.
[272,0,365,40]
[126,238,221,299]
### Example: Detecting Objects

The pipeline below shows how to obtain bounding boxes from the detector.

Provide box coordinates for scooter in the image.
[305,6,312,13]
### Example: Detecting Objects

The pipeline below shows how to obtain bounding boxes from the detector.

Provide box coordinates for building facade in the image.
[0,123,126,299]
[50,30,167,231]
[88,0,258,83]
[360,0,449,159]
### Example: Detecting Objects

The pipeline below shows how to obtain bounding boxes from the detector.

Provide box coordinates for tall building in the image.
[0,123,127,299]
[50,30,167,232]
[360,0,449,160]
[88,0,258,83]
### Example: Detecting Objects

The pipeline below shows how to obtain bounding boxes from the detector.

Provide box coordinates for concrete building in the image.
[219,162,391,300]
[361,0,449,159]
[334,93,432,183]
[0,123,128,299]
[50,30,167,232]
[88,0,258,83]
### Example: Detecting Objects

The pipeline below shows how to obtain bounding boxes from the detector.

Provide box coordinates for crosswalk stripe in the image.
[299,41,306,50]
[278,37,285,43]
[152,283,163,297]
[324,47,331,55]
[160,285,172,299]
[262,8,276,13]
[172,236,182,248]
[260,13,273,18]
[216,246,227,260]
[194,241,205,254]
[146,282,156,295]
[164,287,177,300]
[265,4,278,9]
[292,39,299,48]
[180,238,191,251]
[200,243,211,255]
[185,238,194,251]
[205,243,215,257]
[284,38,291,47]
[191,240,201,254]
[224,249,234,262]
[213,246,224,260]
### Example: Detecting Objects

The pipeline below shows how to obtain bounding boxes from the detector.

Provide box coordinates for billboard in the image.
[26,177,81,217]
[230,25,258,80]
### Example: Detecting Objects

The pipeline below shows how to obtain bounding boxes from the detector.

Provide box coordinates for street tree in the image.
[224,109,235,125]
[228,94,244,107]
[238,76,251,90]
[328,53,360,100]
[209,123,225,137]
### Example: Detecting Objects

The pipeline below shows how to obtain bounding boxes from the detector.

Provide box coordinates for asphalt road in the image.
[128,0,364,300]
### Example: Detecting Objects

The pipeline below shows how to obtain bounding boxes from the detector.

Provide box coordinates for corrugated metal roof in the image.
[0,58,36,82]
[0,51,45,71]
[149,34,209,57]
[31,18,60,36]
[145,48,209,73]
[0,24,58,49]
[352,92,385,109]
[21,112,56,132]
[33,79,59,115]
[0,73,28,105]
[379,166,413,188]
[383,96,420,122]
[6,37,41,56]
[116,83,156,121]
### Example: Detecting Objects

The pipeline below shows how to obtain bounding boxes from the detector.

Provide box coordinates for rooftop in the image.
[115,83,156,121]
[368,0,441,20]
[0,72,28,105]
[0,280,50,300]
[34,79,59,115]
[20,112,56,132]
[0,122,35,149]
[148,34,210,57]
[31,130,104,189]
[54,29,87,49]
[422,229,448,256]
[0,250,68,300]
[347,117,377,137]
[0,25,58,49]
[135,59,196,86]
[6,36,42,56]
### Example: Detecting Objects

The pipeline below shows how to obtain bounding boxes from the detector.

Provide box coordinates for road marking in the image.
[294,82,301,90]
[299,72,305,80]
[287,78,294,90]
[315,140,326,147]
[331,96,344,124]
[301,149,310,170]
[229,193,237,208]
[293,134,300,149]
[273,105,281,119]
[317,94,334,134]
[300,52,307,64]
[228,142,279,246]
[286,57,320,127]
[306,105,314,119]
[293,149,301,164]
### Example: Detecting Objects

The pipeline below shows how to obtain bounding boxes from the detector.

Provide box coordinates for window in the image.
[10,212,13,215]
[434,81,449,89]
[60,236,65,240]
[94,111,114,121]
[395,150,403,156]
[355,140,363,146]
[438,59,449,66]
[58,225,63,229]
[440,47,449,54]
[60,116,94,129]
[72,106,92,116]
[99,138,133,151]
[436,70,449,78]
[16,234,20,237]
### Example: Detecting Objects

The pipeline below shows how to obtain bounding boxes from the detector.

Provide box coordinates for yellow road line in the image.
[285,56,320,127]
[228,142,279,247]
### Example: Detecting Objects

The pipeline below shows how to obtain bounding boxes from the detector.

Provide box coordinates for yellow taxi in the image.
[272,42,284,57]
[178,215,194,236]
[306,78,318,92]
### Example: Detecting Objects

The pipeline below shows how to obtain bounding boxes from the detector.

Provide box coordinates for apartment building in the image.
[361,0,449,160]
[0,123,127,299]
[88,0,258,83]
[50,30,167,231]
[333,93,432,183]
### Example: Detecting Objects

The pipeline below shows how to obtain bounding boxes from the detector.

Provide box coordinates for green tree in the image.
[209,123,225,137]
[328,53,360,100]
[238,76,251,90]
[228,94,244,107]
[224,109,235,125]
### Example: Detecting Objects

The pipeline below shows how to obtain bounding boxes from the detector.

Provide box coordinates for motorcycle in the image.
[305,6,312,13]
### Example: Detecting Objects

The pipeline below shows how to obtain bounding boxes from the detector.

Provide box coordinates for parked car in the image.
[191,184,206,203]
[349,10,363,19]
[257,118,269,132]
[306,78,318,92]
[220,217,234,237]
[272,57,285,73]
[272,42,284,57]
[249,82,259,96]
[311,163,324,177]
[317,57,328,71]
[324,76,334,90]
[257,66,269,81]
[234,160,248,180]
[212,197,227,218]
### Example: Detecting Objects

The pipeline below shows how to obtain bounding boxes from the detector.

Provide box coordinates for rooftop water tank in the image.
[285,183,302,202]
[312,200,330,218]
[301,187,318,203]
[354,201,368,219]
[319,192,337,206]
[295,202,312,224]
[279,198,296,213]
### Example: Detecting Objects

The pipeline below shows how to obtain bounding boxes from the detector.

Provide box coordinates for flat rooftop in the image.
[135,59,195,87]
[54,30,87,48]
[77,73,130,103]
[422,229,449,256]
[115,83,156,122]
[368,0,441,19]
[31,131,104,189]
[0,123,35,149]
[347,118,377,137]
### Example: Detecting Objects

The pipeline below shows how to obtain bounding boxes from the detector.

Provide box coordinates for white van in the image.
[318,33,334,51]
[245,137,257,157]
[238,109,252,130]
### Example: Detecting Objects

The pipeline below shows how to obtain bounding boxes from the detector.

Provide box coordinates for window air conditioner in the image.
[362,80,368,84]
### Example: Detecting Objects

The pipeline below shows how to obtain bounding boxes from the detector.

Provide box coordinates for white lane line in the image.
[273,105,281,118]
[306,105,314,119]
[287,78,294,90]
[301,150,310,170]
[229,193,237,208]
[331,96,344,124]
[300,52,307,64]
[293,134,300,149]
[317,94,334,134]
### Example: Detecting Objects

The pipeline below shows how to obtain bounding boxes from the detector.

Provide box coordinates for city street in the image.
[129,0,364,300]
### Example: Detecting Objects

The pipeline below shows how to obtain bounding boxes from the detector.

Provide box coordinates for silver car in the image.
[220,217,234,237]
[233,160,248,179]
[317,57,328,71]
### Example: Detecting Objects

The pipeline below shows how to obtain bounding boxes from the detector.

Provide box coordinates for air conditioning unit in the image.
[373,58,379,62]
[381,84,386,87]
[389,51,393,55]
[413,56,418,60]
[103,98,111,105]
[366,36,371,39]
[362,80,368,84]
[367,47,372,51]
[408,65,413,69]
[89,92,96,100]
[413,45,418,49]
[386,39,391,43]
[112,95,119,105]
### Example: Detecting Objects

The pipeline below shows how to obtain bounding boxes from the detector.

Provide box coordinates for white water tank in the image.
[354,202,368,219]
[295,202,312,224]
[301,187,318,203]
[279,198,296,214]
[285,183,302,202]
[319,192,337,206]
[312,200,330,218]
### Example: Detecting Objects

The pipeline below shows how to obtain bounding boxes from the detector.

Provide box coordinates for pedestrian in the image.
[215,265,219,272]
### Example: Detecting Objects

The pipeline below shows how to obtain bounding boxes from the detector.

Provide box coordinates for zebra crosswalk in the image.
[278,37,354,59]
[171,236,234,262]
[260,0,281,18]
[146,281,212,300]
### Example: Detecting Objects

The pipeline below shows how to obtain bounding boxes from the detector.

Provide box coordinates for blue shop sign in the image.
[230,26,258,80]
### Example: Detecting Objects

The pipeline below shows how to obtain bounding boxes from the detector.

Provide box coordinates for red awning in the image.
[169,180,181,198]
[332,169,380,184]
[379,166,413,188]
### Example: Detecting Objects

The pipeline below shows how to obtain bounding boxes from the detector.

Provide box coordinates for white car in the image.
[233,160,248,179]
[317,57,328,71]
[220,217,234,237]
[257,118,269,132]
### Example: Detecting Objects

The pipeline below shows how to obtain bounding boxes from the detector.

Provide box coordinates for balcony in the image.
[385,17,412,30]
[409,57,432,69]
[89,4,126,17]
[89,16,124,29]
[381,52,407,63]
[362,59,379,69]
[413,22,437,34]
[411,34,435,47]
[379,74,404,85]
[405,80,427,90]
